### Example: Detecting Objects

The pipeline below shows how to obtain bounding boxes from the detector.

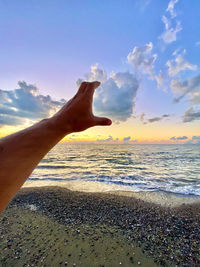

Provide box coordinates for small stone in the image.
[138,262,141,265]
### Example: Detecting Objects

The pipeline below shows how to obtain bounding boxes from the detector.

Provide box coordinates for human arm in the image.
[0,81,112,212]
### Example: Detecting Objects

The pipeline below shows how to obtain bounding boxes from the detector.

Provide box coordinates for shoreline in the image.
[23,182,200,207]
[1,186,200,266]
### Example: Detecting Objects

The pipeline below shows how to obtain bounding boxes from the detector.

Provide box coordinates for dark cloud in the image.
[148,117,163,123]
[170,136,188,140]
[183,108,200,123]
[146,114,170,123]
[0,81,66,127]
[162,114,170,118]
[96,135,113,143]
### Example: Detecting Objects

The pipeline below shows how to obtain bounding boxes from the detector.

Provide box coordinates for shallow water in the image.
[25,144,200,196]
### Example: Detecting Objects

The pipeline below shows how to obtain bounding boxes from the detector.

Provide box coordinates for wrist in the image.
[46,116,73,136]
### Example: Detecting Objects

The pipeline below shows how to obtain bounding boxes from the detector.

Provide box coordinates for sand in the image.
[0,186,200,266]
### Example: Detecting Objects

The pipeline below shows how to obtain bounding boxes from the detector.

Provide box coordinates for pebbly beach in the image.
[0,186,200,267]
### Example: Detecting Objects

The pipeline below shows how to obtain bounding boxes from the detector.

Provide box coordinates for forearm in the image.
[0,81,111,213]
[0,117,69,212]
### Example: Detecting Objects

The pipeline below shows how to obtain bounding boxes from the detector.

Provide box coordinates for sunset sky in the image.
[0,0,200,144]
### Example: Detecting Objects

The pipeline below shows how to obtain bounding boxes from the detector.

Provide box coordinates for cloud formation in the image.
[96,135,113,142]
[145,114,170,123]
[167,51,197,77]
[127,42,157,77]
[123,136,131,144]
[77,64,139,121]
[160,16,182,44]
[171,73,200,104]
[185,136,200,144]
[96,135,119,143]
[159,0,181,44]
[0,81,66,127]
[170,136,188,140]
[183,107,200,123]
[166,0,179,18]
[191,136,200,144]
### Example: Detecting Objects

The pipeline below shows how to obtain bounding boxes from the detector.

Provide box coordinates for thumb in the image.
[94,116,112,126]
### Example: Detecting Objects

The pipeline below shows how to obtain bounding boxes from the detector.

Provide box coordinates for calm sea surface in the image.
[25,144,200,196]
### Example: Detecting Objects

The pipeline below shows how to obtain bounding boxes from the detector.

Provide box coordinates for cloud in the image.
[140,113,145,121]
[196,41,200,47]
[171,73,200,104]
[127,42,157,77]
[77,64,139,121]
[162,114,170,118]
[123,136,131,144]
[159,15,182,44]
[148,117,163,123]
[96,135,119,143]
[183,107,200,123]
[79,63,107,84]
[166,0,179,18]
[185,136,200,145]
[155,72,164,88]
[146,114,170,123]
[170,136,188,140]
[127,42,165,90]
[130,139,137,143]
[0,81,66,127]
[159,0,182,44]
[166,51,197,77]
[192,136,200,144]
[192,136,200,141]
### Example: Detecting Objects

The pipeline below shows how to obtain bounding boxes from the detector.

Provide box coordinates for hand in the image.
[51,81,112,133]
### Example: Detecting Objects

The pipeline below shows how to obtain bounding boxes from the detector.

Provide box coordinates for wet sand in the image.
[0,186,200,266]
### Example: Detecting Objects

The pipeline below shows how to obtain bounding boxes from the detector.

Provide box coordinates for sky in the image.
[0,0,200,144]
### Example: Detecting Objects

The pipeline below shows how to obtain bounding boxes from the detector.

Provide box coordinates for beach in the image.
[0,186,200,266]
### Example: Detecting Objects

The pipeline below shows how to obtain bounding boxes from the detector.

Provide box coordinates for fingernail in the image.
[106,119,112,125]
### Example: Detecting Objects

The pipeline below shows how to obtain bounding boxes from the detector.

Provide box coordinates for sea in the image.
[24,144,200,196]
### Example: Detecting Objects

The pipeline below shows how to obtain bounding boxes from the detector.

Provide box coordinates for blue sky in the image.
[0,0,200,143]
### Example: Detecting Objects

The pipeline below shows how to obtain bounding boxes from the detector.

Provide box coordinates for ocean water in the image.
[25,144,200,196]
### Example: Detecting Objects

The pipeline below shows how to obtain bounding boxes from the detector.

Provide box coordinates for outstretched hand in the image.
[52,81,112,133]
[0,81,112,213]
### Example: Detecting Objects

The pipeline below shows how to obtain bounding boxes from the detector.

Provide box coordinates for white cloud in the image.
[127,43,165,89]
[171,73,200,104]
[0,81,66,127]
[127,42,157,77]
[183,107,200,123]
[85,63,107,83]
[196,41,200,47]
[166,0,179,18]
[160,16,182,44]
[166,51,197,76]
[77,64,139,121]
